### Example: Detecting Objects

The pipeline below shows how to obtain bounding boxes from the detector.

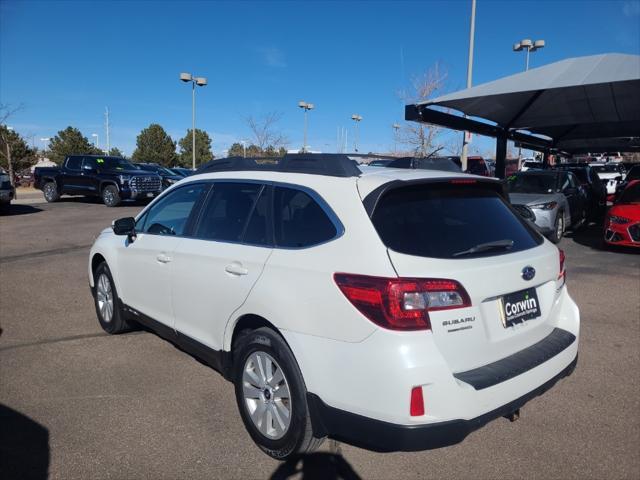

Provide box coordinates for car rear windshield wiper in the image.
[453,239,514,258]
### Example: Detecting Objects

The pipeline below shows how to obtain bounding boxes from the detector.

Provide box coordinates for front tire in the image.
[550,211,564,243]
[233,327,324,460]
[93,262,132,334]
[102,185,121,207]
[43,182,60,203]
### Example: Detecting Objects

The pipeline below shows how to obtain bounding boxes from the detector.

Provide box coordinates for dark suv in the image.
[34,155,162,207]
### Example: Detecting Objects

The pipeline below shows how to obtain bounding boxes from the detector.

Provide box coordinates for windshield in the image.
[507,173,557,194]
[619,183,640,204]
[98,157,138,170]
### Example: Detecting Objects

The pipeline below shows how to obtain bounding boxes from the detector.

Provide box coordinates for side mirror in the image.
[112,217,136,236]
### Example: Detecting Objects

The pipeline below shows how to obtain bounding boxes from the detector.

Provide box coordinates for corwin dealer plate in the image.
[499,287,541,328]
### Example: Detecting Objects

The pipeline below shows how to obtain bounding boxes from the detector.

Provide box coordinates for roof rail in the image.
[196,153,361,178]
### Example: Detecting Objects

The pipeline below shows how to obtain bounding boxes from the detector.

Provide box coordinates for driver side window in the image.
[140,184,207,236]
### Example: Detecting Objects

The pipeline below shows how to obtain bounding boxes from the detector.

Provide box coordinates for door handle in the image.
[156,253,172,264]
[225,262,248,276]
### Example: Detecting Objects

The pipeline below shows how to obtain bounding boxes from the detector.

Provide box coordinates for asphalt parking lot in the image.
[1,196,639,480]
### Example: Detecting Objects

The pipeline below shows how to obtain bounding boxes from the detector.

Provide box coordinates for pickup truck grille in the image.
[131,175,162,193]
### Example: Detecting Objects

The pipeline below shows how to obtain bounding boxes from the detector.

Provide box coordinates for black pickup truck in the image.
[34,155,163,207]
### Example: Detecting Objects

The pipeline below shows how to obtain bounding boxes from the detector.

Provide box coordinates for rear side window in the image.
[273,187,337,248]
[371,184,541,259]
[195,183,263,243]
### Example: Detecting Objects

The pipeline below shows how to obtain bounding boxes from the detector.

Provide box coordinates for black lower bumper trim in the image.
[453,328,576,390]
[306,354,577,453]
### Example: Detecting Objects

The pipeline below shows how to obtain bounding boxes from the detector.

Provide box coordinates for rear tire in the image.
[43,182,59,203]
[102,185,121,207]
[233,327,324,460]
[550,211,564,243]
[93,262,132,334]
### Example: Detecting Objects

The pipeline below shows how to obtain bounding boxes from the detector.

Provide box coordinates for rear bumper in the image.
[307,354,578,452]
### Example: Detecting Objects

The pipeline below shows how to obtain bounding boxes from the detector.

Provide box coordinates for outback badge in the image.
[522,266,536,281]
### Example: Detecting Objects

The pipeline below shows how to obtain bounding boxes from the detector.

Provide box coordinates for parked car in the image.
[553,164,607,220]
[604,180,640,248]
[465,156,490,176]
[135,163,184,190]
[507,170,587,243]
[34,155,162,207]
[521,159,542,171]
[0,170,15,211]
[89,154,579,460]
[613,164,640,202]
[386,156,461,172]
[170,167,194,177]
[589,162,625,201]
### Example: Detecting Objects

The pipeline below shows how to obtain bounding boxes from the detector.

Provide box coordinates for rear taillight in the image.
[558,249,566,281]
[333,273,471,331]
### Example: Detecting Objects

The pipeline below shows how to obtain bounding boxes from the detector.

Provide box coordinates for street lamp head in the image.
[92,133,98,137]
[180,72,192,82]
[307,103,314,110]
[351,114,362,121]
[195,77,207,86]
[513,42,523,51]
[392,123,401,129]
[532,39,545,51]
[298,101,308,109]
[520,39,533,48]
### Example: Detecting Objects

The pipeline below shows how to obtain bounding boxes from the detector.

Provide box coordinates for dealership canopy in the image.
[405,53,640,177]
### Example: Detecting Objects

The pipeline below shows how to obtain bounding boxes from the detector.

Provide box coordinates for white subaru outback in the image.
[88,154,579,460]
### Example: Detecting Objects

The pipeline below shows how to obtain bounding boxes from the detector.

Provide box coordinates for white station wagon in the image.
[89,154,579,459]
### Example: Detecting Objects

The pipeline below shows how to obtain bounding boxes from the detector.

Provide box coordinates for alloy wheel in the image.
[96,273,114,323]
[242,351,292,440]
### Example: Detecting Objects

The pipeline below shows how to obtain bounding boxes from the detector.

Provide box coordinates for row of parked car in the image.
[33,155,194,207]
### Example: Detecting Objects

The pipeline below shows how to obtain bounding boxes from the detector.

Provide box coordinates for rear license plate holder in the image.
[500,288,541,328]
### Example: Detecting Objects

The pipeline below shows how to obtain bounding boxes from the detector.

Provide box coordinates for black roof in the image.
[196,154,361,178]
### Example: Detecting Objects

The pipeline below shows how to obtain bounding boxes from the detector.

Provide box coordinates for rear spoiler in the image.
[362,177,507,217]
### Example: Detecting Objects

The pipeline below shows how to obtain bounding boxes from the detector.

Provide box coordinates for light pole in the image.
[40,137,50,157]
[392,123,401,153]
[460,0,477,172]
[513,39,545,161]
[180,72,208,169]
[298,101,314,153]
[241,140,247,158]
[513,39,545,71]
[351,114,362,152]
[92,133,99,150]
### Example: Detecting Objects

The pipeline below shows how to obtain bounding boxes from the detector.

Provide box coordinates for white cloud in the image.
[257,46,287,68]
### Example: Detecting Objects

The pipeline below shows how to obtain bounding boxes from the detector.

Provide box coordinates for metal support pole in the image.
[526,47,530,71]
[303,110,308,153]
[192,81,196,169]
[495,132,507,179]
[460,0,476,172]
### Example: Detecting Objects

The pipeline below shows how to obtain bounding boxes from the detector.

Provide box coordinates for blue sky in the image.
[1,0,639,157]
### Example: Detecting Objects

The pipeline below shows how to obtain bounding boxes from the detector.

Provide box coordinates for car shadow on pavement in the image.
[567,222,638,254]
[1,204,43,216]
[0,404,50,480]
[270,452,362,480]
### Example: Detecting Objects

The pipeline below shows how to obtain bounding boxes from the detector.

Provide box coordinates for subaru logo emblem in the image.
[522,266,536,281]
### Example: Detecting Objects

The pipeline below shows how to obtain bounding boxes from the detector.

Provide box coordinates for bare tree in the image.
[0,103,24,186]
[396,63,448,157]
[244,111,288,152]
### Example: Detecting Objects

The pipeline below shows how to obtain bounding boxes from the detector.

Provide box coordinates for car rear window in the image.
[371,183,542,259]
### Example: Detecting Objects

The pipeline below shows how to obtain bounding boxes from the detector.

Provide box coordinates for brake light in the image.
[410,386,425,416]
[558,249,566,281]
[333,273,471,331]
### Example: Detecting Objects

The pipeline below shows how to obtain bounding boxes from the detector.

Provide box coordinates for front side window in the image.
[195,183,263,242]
[66,157,82,170]
[273,187,337,248]
[141,183,207,236]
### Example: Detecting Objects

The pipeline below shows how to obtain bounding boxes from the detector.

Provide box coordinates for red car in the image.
[604,180,640,248]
